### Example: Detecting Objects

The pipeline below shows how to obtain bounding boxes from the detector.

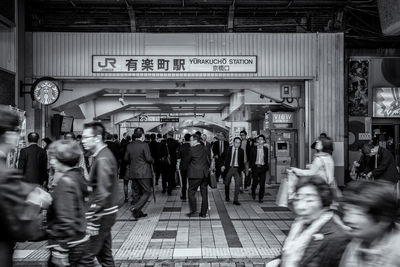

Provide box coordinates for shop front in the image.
[22,32,345,184]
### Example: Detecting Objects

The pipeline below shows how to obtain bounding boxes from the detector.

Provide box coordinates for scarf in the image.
[281,211,333,267]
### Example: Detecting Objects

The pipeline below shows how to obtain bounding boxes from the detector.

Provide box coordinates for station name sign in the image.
[92,55,257,73]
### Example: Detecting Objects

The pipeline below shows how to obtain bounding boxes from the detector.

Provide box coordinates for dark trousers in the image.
[89,225,114,267]
[154,160,161,184]
[0,241,14,267]
[215,158,225,181]
[123,179,139,202]
[180,169,188,199]
[252,166,267,200]
[162,165,176,193]
[225,167,241,202]
[48,241,94,267]
[132,178,152,212]
[188,178,208,215]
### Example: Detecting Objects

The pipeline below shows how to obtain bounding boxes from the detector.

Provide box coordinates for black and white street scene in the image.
[1,0,400,266]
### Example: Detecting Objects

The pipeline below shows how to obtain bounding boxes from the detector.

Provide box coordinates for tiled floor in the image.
[14,181,294,266]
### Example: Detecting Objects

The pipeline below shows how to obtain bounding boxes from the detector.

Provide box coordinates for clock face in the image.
[32,80,60,105]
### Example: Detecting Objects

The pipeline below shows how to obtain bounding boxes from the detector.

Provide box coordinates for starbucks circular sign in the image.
[31,77,60,105]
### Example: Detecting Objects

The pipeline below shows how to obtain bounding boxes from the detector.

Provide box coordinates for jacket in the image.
[46,167,87,249]
[178,142,191,171]
[188,144,210,179]
[212,140,229,158]
[292,152,335,185]
[372,147,400,183]
[0,156,38,267]
[223,146,245,173]
[149,140,160,161]
[249,145,269,170]
[125,140,154,179]
[105,140,120,163]
[87,146,119,227]
[160,138,180,165]
[18,143,48,185]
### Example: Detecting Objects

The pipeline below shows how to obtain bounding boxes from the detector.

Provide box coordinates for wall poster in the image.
[348,60,369,116]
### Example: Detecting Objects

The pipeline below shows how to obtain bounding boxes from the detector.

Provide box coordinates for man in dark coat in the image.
[160,131,179,195]
[124,127,154,219]
[367,140,400,184]
[105,132,120,164]
[0,109,52,267]
[212,132,229,182]
[249,134,269,203]
[18,132,48,186]
[221,137,245,205]
[240,130,253,189]
[178,133,192,200]
[82,122,119,266]
[187,134,211,218]
[149,133,161,185]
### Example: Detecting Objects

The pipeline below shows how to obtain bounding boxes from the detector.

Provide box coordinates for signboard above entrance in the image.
[92,56,257,73]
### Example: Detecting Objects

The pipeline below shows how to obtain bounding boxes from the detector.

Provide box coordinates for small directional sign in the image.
[160,118,179,122]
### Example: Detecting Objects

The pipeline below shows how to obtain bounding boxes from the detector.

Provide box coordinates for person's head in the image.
[150,133,156,141]
[257,134,266,146]
[42,137,52,150]
[163,134,167,140]
[201,134,207,142]
[123,132,127,139]
[167,131,174,138]
[126,135,131,142]
[105,132,113,141]
[293,176,333,221]
[190,134,201,146]
[113,134,118,141]
[145,134,150,141]
[233,137,241,148]
[28,132,40,143]
[64,132,75,141]
[213,136,218,142]
[157,133,162,139]
[133,127,144,141]
[342,181,398,241]
[0,109,20,154]
[240,130,247,140]
[76,135,82,142]
[184,133,191,142]
[217,132,225,140]
[315,136,334,154]
[48,140,81,173]
[319,133,327,138]
[367,137,380,156]
[360,143,371,156]
[82,122,106,153]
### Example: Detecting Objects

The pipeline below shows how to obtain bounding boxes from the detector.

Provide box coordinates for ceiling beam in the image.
[228,1,235,32]
[126,5,137,32]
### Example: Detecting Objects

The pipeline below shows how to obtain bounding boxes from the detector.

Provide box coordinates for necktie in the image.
[231,149,237,167]
[220,141,223,156]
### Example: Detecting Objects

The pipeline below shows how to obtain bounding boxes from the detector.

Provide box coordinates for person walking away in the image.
[105,132,120,164]
[249,134,269,203]
[149,134,161,186]
[124,127,153,220]
[266,176,349,267]
[0,108,52,267]
[18,132,48,186]
[187,134,211,218]
[160,131,179,195]
[340,180,400,267]
[81,122,119,266]
[365,137,400,184]
[178,133,191,201]
[212,132,229,182]
[221,137,245,205]
[240,130,253,190]
[46,140,93,267]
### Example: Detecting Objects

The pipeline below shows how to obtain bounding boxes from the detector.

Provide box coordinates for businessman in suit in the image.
[249,134,269,203]
[178,133,192,200]
[125,127,154,220]
[212,132,229,182]
[18,132,48,186]
[187,134,211,218]
[221,137,245,205]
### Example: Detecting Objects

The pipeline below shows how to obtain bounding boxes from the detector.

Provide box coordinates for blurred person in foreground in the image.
[82,122,119,266]
[18,132,48,186]
[125,127,153,219]
[339,181,400,267]
[0,108,52,267]
[187,134,211,218]
[267,176,349,267]
[64,132,89,182]
[46,140,93,267]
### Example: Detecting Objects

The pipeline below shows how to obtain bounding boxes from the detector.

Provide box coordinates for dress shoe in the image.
[180,196,187,201]
[131,209,140,219]
[138,211,147,218]
[186,212,198,217]
[233,201,241,206]
[259,199,264,203]
[199,213,207,218]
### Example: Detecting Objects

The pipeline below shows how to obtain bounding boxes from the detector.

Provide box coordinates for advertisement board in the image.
[373,88,400,118]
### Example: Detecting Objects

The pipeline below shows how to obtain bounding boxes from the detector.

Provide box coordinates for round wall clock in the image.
[31,78,60,105]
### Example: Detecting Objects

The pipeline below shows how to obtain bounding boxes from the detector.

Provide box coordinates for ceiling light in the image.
[195,94,225,97]
[167,93,195,97]
[104,93,146,97]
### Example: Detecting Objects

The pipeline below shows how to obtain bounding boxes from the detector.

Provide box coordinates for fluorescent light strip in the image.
[104,93,147,96]
[195,94,225,97]
[166,93,195,97]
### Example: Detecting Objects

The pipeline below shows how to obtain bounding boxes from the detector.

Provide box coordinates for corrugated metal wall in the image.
[0,29,16,73]
[30,32,344,141]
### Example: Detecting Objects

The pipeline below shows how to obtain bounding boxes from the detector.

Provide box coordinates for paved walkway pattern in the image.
[14,181,294,266]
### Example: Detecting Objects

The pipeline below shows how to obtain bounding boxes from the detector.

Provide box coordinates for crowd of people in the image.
[0,107,399,267]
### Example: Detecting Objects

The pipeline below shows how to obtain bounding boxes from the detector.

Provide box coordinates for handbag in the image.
[208,171,217,189]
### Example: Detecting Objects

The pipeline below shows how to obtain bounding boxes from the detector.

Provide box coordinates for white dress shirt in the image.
[255,146,264,165]
[230,148,238,167]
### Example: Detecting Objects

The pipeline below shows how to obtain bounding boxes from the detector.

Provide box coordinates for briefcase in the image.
[208,171,217,189]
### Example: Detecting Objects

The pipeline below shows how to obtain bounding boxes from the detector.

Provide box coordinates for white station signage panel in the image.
[92,55,257,73]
